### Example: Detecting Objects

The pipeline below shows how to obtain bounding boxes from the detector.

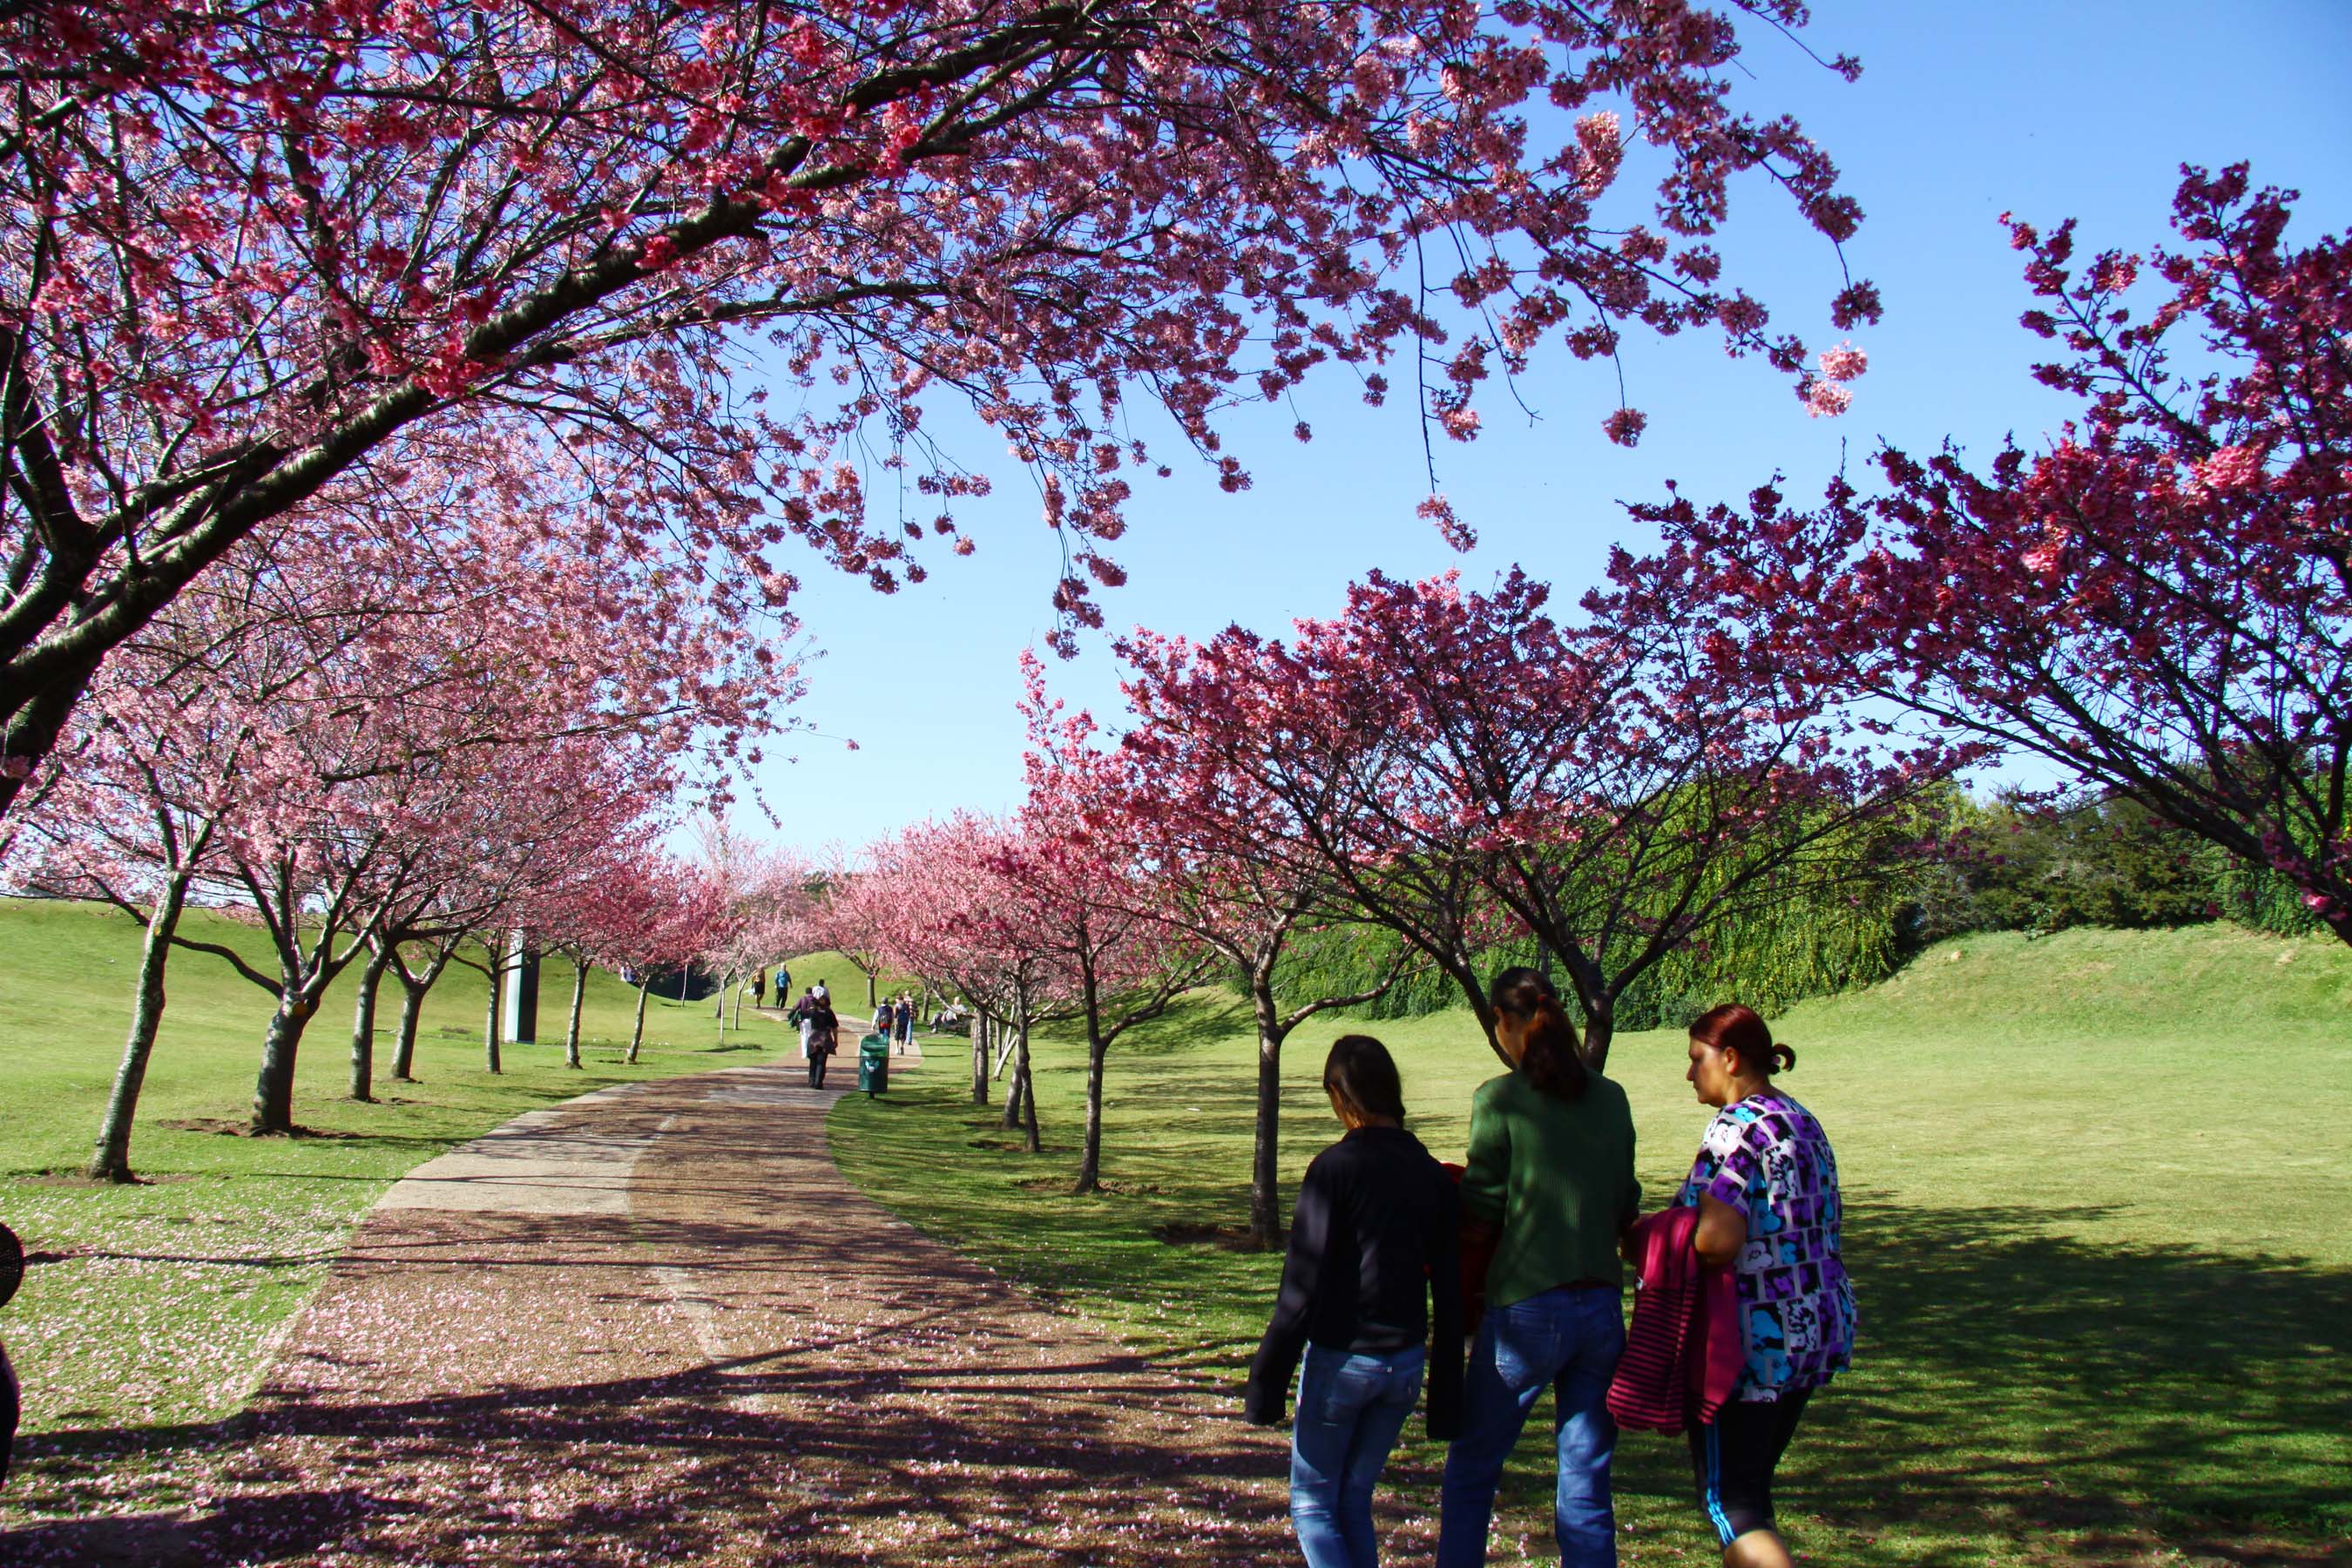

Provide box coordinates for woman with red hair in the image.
[1677,1004,1855,1568]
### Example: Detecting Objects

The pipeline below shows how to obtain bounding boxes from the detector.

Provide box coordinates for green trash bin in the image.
[857,1033,889,1097]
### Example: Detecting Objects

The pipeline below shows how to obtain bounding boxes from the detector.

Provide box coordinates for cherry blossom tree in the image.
[869,812,1067,1142]
[1638,166,2350,943]
[1017,666,1213,1193]
[8,682,235,1179]
[1108,601,1520,1058]
[7,525,417,1169]
[13,477,731,1139]
[695,843,814,1037]
[1114,639,1419,1245]
[798,855,896,1014]
[0,0,1879,814]
[536,851,687,1071]
[389,741,671,1085]
[580,858,727,1064]
[1119,567,1959,1070]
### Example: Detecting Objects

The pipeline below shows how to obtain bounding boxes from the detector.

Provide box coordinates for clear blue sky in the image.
[731,0,2352,853]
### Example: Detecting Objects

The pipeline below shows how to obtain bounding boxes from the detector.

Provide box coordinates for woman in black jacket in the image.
[1247,1035,1463,1568]
[805,1000,839,1088]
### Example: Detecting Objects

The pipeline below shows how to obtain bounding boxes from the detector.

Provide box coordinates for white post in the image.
[501,929,541,1044]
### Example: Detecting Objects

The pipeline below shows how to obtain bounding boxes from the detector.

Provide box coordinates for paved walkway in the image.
[7,1057,1357,1566]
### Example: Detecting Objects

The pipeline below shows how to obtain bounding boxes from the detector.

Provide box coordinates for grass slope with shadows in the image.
[831,925,2352,1567]
[0,895,789,1516]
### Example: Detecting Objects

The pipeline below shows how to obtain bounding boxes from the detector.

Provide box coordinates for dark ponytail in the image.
[1688,1004,1794,1075]
[1490,966,1588,1101]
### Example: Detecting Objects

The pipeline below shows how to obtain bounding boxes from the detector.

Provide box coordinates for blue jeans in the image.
[1291,1343,1425,1568]
[1436,1287,1625,1568]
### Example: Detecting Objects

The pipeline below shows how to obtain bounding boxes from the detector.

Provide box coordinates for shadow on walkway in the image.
[4,1064,1300,1567]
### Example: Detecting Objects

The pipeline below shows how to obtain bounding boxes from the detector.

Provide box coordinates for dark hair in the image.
[1323,1034,1406,1123]
[1490,966,1588,1101]
[1688,1004,1796,1075]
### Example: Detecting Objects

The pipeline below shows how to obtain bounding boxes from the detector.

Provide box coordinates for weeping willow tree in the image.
[1598,834,1909,1032]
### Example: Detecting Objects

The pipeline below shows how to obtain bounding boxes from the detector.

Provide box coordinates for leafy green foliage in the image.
[1904,787,2322,945]
[1270,807,1913,1033]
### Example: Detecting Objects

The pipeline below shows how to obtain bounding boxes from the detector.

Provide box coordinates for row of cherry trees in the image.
[1,458,806,1179]
[0,0,1914,1196]
[819,585,1957,1245]
[1,0,1887,821]
[814,166,2346,1245]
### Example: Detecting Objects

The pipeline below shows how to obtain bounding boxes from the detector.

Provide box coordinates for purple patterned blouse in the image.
[1674,1092,1857,1401]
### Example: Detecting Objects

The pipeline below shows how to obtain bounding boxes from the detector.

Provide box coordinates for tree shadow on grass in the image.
[0,1484,395,1567]
[863,1082,2352,1562]
[1508,1197,2352,1565]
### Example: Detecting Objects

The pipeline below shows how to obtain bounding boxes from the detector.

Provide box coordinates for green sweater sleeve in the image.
[1622,1113,1643,1229]
[1459,1078,1509,1227]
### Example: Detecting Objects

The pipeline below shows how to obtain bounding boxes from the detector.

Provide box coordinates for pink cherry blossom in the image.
[1634,165,2352,948]
[0,1,1880,814]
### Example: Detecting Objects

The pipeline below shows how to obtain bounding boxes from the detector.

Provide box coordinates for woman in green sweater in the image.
[1436,968,1641,1568]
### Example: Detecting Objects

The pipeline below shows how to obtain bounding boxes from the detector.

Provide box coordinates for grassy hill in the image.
[0,896,789,1471]
[831,924,2352,1565]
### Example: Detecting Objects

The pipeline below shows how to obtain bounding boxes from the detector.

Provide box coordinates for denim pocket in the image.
[1312,1360,1386,1424]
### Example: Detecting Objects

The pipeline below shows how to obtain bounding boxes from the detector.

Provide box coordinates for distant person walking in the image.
[794,989,816,1058]
[752,969,767,1008]
[894,995,915,1055]
[1675,1005,1854,1568]
[1247,1034,1463,1568]
[805,998,840,1089]
[872,998,897,1052]
[1438,968,1641,1568]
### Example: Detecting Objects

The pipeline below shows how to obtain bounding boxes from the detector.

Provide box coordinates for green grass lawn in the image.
[830,925,2352,1566]
[0,895,790,1483]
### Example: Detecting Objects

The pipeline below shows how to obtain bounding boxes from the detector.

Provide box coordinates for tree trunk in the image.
[1582,1005,1614,1073]
[389,950,449,1083]
[998,989,1027,1133]
[251,995,319,1135]
[1015,1024,1041,1154]
[1247,969,1289,1248]
[1544,946,1619,1072]
[866,968,877,1010]
[564,958,587,1069]
[628,980,650,1063]
[348,943,394,1103]
[483,959,504,1074]
[87,873,193,1182]
[729,977,744,1031]
[1073,967,1108,1195]
[970,1012,989,1106]
[1000,1053,1024,1131]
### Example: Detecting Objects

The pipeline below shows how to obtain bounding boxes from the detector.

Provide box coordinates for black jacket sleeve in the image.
[1424,1174,1465,1441]
[1244,1156,1336,1425]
